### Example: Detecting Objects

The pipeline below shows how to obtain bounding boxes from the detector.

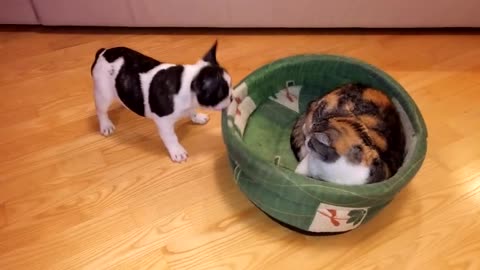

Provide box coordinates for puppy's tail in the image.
[90,48,106,75]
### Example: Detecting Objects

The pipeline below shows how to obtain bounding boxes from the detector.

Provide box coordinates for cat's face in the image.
[191,41,233,111]
[305,117,390,184]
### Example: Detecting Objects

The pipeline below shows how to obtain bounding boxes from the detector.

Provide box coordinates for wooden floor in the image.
[0,26,479,270]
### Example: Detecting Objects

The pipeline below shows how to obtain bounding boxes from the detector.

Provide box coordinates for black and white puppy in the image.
[91,42,232,162]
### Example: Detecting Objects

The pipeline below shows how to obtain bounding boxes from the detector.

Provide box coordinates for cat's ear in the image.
[202,40,218,65]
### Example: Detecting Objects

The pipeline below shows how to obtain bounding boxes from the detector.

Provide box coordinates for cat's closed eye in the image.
[307,136,339,162]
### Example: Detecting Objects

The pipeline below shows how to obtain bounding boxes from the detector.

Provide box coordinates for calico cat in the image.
[290,83,405,185]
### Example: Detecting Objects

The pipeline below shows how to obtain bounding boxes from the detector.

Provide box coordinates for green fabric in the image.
[222,54,427,232]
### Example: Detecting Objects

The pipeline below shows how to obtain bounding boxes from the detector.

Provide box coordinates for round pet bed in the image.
[221,55,427,234]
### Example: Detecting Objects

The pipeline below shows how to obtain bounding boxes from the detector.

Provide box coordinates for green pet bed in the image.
[221,54,427,235]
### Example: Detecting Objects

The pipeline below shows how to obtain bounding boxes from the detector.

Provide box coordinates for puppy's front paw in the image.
[100,120,116,136]
[191,113,209,125]
[168,144,188,163]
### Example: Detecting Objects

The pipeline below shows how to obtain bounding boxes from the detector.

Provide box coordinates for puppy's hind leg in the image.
[93,78,116,136]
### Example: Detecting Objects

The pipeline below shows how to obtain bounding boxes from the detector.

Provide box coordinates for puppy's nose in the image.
[230,96,233,102]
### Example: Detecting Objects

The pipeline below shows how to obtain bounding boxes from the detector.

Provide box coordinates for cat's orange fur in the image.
[291,83,405,183]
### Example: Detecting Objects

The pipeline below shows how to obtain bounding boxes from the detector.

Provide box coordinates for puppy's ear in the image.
[202,40,218,65]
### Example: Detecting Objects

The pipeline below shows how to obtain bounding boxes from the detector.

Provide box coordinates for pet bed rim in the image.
[222,53,427,196]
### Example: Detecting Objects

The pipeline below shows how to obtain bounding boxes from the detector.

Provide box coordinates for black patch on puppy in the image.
[99,47,162,117]
[191,65,229,107]
[149,65,185,117]
[103,47,161,73]
[114,66,145,116]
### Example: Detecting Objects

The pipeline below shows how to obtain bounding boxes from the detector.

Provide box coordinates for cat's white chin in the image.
[295,154,370,186]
